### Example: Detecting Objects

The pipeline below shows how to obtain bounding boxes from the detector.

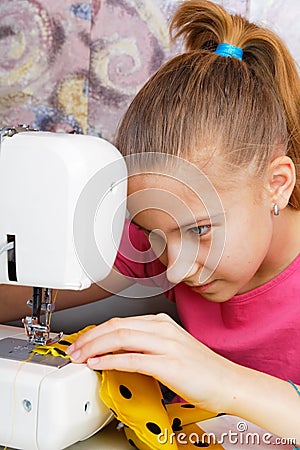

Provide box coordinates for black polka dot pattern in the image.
[146,422,161,435]
[58,339,72,346]
[194,441,210,447]
[172,417,183,432]
[181,403,195,408]
[119,384,132,399]
[53,347,66,357]
[128,439,139,448]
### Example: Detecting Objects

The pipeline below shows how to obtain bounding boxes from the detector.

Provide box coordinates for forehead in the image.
[127,172,225,226]
[126,152,230,195]
[128,173,200,198]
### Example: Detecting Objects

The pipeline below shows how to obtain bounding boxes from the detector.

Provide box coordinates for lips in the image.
[187,280,216,293]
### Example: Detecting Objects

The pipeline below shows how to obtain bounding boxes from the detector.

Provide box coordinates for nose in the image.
[165,234,200,285]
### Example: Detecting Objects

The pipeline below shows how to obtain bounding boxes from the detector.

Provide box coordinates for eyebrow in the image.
[131,212,224,233]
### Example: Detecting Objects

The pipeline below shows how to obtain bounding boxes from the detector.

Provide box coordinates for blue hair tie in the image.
[287,379,300,396]
[215,43,243,61]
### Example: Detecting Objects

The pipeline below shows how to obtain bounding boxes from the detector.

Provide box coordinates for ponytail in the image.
[170,0,300,208]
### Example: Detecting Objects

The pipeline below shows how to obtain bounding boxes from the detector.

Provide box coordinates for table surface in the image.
[66,420,133,449]
[0,420,132,450]
[1,415,294,450]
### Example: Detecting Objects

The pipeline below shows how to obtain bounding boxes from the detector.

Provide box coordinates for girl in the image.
[66,0,300,442]
[1,0,300,443]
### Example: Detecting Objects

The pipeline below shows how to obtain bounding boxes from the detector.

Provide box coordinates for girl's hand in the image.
[66,313,236,413]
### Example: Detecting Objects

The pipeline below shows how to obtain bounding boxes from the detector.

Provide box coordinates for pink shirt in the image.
[114,219,300,383]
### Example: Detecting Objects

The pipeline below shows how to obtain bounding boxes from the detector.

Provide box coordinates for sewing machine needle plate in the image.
[0,337,70,368]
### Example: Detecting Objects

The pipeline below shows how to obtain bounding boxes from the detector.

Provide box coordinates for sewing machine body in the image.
[0,325,113,450]
[0,130,127,449]
[0,130,127,290]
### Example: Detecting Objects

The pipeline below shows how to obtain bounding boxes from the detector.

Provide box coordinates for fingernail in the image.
[65,344,74,355]
[70,350,81,361]
[88,357,100,367]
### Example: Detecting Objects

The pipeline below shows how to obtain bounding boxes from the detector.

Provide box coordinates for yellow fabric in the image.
[32,325,95,357]
[33,327,223,450]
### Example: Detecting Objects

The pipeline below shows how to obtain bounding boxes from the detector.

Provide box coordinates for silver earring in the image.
[273,203,279,216]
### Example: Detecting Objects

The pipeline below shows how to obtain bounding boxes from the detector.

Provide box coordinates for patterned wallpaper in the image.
[0,0,299,143]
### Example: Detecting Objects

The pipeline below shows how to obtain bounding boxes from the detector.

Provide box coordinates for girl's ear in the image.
[267,156,296,210]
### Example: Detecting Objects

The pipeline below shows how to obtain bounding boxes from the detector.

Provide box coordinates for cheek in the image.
[220,215,273,271]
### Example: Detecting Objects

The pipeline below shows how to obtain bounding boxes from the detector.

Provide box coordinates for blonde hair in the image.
[116,0,300,209]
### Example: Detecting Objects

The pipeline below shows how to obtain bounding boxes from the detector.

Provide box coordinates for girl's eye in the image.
[134,224,150,234]
[188,225,211,236]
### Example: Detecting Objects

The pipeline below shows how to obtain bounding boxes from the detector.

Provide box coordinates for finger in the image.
[67,313,174,354]
[87,352,166,376]
[86,352,187,401]
[67,314,167,351]
[68,327,176,363]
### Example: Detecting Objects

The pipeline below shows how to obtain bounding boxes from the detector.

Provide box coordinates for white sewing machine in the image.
[0,126,127,450]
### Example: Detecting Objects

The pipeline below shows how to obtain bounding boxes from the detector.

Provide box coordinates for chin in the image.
[189,280,232,302]
[199,290,233,303]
